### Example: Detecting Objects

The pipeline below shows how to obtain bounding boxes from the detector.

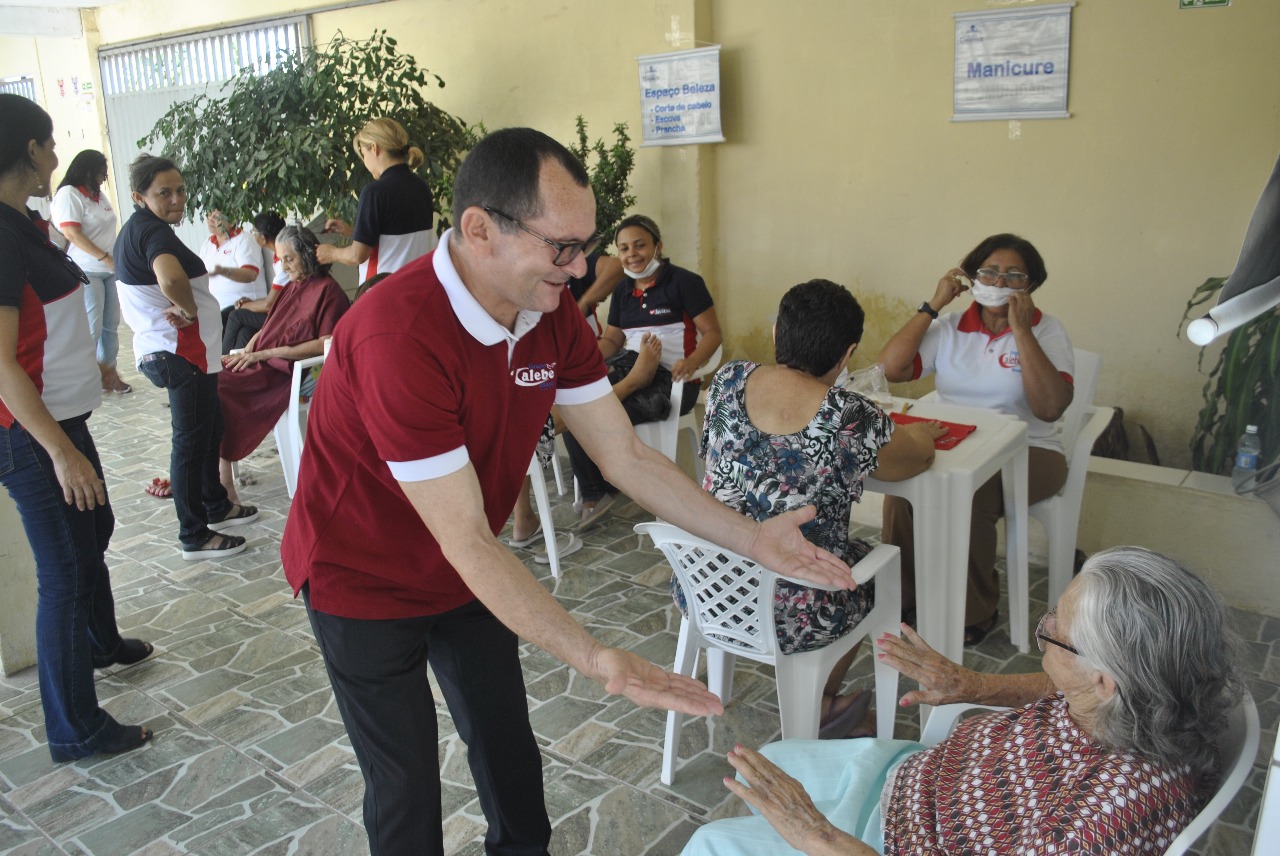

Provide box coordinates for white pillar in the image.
[0,490,38,675]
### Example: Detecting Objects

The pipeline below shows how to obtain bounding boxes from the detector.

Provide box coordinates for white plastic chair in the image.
[918,693,1260,856]
[1028,349,1112,604]
[277,354,325,498]
[635,521,901,785]
[633,344,724,464]
[918,348,1110,623]
[1252,724,1280,854]
[526,454,576,580]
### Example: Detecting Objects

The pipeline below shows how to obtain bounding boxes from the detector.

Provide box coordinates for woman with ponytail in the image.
[317,117,435,281]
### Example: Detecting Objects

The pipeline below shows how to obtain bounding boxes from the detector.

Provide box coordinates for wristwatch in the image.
[918,302,939,319]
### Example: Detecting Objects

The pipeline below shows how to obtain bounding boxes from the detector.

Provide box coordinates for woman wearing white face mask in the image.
[563,214,723,529]
[877,233,1074,645]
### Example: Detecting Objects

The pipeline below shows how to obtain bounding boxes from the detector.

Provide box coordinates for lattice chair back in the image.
[654,533,781,662]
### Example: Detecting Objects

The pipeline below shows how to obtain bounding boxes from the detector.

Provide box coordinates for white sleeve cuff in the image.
[555,376,613,406]
[387,445,469,482]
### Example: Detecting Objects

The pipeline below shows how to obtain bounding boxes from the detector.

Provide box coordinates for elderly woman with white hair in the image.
[684,546,1243,855]
[217,225,350,502]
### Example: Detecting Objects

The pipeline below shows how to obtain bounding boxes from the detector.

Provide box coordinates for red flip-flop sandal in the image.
[145,477,172,499]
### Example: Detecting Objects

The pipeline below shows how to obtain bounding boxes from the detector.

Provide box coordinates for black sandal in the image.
[963,610,999,647]
[93,638,154,669]
[50,723,153,763]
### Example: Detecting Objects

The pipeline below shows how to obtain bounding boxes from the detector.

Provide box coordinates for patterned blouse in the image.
[884,693,1202,854]
[685,359,895,655]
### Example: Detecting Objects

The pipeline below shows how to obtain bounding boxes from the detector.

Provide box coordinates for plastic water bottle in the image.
[1231,425,1261,489]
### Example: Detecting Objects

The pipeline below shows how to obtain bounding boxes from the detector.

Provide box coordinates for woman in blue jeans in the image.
[114,154,258,560]
[0,94,153,762]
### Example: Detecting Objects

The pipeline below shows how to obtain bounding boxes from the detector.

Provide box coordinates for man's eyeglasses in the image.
[483,206,599,267]
[1035,609,1079,656]
[974,268,1030,289]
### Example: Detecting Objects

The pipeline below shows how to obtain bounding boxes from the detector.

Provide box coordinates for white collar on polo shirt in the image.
[433,228,542,362]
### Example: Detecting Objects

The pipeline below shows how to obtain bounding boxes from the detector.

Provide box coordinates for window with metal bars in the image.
[99,19,307,97]
[0,76,38,101]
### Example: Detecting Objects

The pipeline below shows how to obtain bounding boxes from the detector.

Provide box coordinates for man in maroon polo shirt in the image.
[281,128,853,856]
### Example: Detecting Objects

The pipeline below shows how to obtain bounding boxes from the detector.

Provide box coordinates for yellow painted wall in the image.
[0,14,111,194]
[709,0,1280,466]
[23,0,1280,468]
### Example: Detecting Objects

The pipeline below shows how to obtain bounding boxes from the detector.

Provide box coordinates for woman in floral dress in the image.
[686,279,943,737]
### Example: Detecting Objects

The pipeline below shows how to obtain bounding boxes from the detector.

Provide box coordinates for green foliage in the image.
[140,30,471,229]
[1178,277,1280,475]
[567,116,636,246]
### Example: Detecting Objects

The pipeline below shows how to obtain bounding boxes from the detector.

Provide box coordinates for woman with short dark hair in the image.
[684,279,941,736]
[878,233,1074,645]
[0,94,153,762]
[115,154,257,560]
[221,210,289,353]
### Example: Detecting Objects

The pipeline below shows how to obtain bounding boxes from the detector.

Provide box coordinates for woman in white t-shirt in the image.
[51,150,129,393]
[878,234,1075,646]
[198,209,267,313]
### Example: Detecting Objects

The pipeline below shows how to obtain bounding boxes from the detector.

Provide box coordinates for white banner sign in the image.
[637,45,724,146]
[953,2,1074,122]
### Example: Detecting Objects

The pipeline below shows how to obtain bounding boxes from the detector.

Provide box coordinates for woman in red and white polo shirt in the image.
[51,149,129,394]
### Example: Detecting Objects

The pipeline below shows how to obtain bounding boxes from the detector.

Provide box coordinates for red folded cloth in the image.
[890,411,977,450]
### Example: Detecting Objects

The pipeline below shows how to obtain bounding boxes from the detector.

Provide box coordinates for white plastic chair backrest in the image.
[1055,349,1101,465]
[637,521,781,660]
[1166,691,1259,855]
[917,693,1259,856]
[288,354,326,448]
[636,344,725,462]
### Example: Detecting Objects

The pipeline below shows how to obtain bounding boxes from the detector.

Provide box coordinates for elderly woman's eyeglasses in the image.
[974,268,1030,289]
[483,206,600,267]
[1036,609,1079,656]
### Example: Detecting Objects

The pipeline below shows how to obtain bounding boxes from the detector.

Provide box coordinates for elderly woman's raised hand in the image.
[723,745,867,855]
[929,267,971,312]
[876,623,980,707]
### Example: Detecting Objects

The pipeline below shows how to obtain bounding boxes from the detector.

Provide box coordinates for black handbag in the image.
[606,349,673,425]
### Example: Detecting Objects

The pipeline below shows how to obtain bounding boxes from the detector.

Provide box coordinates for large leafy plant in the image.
[1179,277,1280,475]
[567,117,636,245]
[140,30,471,229]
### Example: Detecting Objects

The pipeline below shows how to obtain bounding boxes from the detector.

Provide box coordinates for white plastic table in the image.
[864,399,1029,665]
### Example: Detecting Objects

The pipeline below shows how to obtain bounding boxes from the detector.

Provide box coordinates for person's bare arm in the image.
[867,421,947,482]
[152,253,198,321]
[597,324,625,360]
[878,268,968,382]
[210,264,258,284]
[235,287,280,314]
[577,255,623,316]
[671,306,723,382]
[59,223,113,271]
[317,239,372,267]
[1007,292,1073,422]
[560,393,854,588]
[0,308,105,510]
[876,623,1055,708]
[723,746,878,856]
[223,338,324,372]
[399,464,725,716]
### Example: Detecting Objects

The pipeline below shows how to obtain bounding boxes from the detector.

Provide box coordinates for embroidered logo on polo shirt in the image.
[647,306,675,317]
[999,351,1022,372]
[514,362,557,388]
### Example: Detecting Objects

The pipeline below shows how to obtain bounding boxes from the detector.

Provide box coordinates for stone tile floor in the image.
[0,359,1273,855]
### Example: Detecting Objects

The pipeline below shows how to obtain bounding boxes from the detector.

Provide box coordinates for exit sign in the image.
[1179,0,1229,8]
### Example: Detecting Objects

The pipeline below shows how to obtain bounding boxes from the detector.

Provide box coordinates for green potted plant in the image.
[568,116,636,245]
[1179,278,1280,476]
[140,30,472,229]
